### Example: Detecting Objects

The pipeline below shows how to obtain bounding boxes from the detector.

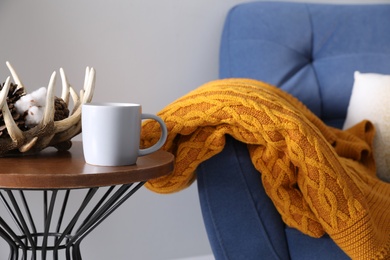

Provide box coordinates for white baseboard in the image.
[172,254,214,260]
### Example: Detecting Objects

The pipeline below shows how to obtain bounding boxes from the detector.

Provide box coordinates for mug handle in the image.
[139,114,168,156]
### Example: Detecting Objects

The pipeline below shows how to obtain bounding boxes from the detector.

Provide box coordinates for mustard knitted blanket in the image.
[141,78,390,259]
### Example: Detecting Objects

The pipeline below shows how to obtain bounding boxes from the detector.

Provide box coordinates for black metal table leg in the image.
[0,182,145,260]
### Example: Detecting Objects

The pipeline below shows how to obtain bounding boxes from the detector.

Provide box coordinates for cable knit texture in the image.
[141,78,390,259]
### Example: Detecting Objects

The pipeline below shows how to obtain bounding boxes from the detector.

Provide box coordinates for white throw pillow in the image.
[343,71,390,182]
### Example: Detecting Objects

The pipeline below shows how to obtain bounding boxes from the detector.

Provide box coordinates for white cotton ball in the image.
[15,87,47,117]
[25,106,45,126]
[15,95,32,114]
[30,87,47,107]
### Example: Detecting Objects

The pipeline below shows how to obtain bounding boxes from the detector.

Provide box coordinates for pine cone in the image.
[0,82,27,137]
[54,97,69,121]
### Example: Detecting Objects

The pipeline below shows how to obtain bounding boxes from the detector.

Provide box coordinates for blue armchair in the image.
[197,2,390,259]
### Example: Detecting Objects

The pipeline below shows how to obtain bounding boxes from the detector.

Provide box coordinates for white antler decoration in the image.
[0,62,95,155]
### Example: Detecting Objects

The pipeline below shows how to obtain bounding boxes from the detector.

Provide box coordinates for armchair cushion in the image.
[343,72,390,182]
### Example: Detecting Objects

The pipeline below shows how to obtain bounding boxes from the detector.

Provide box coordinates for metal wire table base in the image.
[0,182,145,260]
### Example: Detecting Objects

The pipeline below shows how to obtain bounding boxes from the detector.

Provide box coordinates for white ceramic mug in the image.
[81,102,167,166]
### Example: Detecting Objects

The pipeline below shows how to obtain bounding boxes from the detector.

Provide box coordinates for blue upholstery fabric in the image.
[220,2,390,128]
[197,2,390,260]
[285,229,349,260]
[198,136,290,260]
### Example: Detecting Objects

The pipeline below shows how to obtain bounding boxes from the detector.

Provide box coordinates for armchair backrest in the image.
[220,2,390,128]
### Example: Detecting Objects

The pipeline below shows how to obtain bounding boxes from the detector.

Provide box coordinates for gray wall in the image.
[1,0,390,259]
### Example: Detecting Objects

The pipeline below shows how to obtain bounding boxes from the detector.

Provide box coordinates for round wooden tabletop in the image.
[0,141,174,189]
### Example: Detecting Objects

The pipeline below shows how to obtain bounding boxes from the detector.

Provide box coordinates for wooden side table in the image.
[0,142,174,260]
